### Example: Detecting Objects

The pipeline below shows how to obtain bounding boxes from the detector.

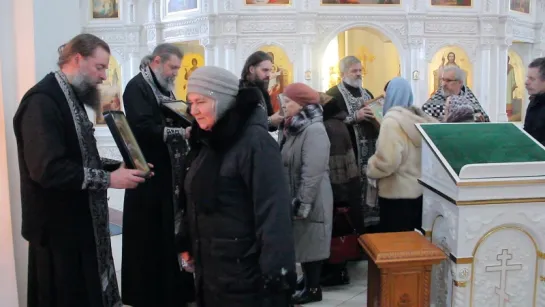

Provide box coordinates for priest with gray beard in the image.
[121,43,196,306]
[13,33,148,307]
[323,55,379,287]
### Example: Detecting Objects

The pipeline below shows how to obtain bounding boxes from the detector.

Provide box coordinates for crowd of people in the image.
[13,33,545,307]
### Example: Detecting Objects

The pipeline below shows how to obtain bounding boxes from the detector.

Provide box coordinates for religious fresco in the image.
[96,56,122,125]
[245,0,291,4]
[510,0,530,14]
[430,0,471,6]
[507,50,525,122]
[92,0,119,19]
[321,0,400,4]
[321,27,400,96]
[258,45,293,113]
[428,46,473,96]
[167,0,198,13]
[174,42,205,101]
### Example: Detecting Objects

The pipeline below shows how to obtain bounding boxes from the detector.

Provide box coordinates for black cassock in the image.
[121,70,195,306]
[13,72,122,307]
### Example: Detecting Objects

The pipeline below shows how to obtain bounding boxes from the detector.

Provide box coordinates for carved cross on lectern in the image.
[485,249,523,306]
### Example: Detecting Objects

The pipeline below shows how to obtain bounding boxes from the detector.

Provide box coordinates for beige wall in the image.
[338,28,401,97]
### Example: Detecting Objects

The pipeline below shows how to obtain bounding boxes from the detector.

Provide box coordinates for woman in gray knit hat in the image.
[176,66,297,307]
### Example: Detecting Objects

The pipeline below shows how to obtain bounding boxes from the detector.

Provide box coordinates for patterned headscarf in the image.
[444,95,475,122]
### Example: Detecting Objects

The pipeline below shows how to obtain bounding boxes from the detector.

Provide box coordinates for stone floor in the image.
[110,233,368,306]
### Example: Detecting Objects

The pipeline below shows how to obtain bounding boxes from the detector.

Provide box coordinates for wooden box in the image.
[359,231,446,307]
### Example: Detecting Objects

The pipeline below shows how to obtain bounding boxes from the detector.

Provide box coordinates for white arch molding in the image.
[240,41,297,66]
[314,22,407,92]
[425,40,478,64]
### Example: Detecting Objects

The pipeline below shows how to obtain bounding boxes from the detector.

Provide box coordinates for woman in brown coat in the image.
[320,93,363,287]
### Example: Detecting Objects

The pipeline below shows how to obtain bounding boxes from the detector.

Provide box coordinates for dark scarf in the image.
[186,87,265,214]
[282,104,323,136]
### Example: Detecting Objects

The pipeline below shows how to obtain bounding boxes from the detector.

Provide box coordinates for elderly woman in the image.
[280,83,333,305]
[367,77,437,233]
[178,66,296,307]
[444,95,476,123]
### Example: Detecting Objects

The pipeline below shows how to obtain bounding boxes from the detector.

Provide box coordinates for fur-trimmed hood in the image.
[383,106,437,147]
[189,87,267,151]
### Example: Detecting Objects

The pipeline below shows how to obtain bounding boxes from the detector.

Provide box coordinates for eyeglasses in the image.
[441,78,459,83]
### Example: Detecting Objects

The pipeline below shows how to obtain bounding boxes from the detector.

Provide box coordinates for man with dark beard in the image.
[121,43,196,306]
[322,55,378,287]
[13,33,147,307]
[240,51,284,131]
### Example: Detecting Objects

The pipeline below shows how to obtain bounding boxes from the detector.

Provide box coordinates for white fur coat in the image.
[366,106,438,199]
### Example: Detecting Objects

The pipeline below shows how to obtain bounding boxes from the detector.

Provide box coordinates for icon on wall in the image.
[430,0,471,7]
[246,0,291,4]
[321,0,400,4]
[167,0,198,13]
[96,56,122,125]
[92,0,119,19]
[510,0,530,14]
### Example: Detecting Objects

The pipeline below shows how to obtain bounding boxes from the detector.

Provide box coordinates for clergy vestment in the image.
[422,85,490,122]
[13,72,122,307]
[326,82,379,230]
[121,66,195,306]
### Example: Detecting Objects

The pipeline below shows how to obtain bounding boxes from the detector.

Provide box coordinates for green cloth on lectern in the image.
[420,123,545,175]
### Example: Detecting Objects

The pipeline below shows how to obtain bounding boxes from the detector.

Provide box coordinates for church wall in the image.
[76,0,545,161]
[1,0,38,305]
[33,0,81,79]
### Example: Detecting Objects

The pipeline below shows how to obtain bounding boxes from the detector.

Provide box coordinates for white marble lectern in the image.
[416,123,545,307]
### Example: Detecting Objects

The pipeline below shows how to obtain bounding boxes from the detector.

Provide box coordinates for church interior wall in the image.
[1,0,545,305]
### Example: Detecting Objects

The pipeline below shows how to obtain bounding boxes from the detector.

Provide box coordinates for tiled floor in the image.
[110,232,368,306]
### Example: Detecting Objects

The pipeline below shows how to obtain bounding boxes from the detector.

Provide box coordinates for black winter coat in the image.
[524,93,545,146]
[178,87,296,307]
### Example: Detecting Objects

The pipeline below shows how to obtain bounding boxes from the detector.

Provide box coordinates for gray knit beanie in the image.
[187,66,239,119]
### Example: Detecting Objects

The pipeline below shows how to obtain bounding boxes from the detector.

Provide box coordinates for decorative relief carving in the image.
[224,0,233,11]
[163,26,200,39]
[409,21,424,35]
[512,25,536,41]
[425,22,477,34]
[472,228,536,307]
[397,293,412,306]
[223,22,236,33]
[239,21,297,33]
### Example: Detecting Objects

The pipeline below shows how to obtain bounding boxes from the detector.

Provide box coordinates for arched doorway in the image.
[321,27,401,96]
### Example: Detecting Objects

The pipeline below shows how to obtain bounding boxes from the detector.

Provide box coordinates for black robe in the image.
[325,83,378,158]
[178,88,296,307]
[13,72,121,307]
[121,71,195,306]
[326,83,380,231]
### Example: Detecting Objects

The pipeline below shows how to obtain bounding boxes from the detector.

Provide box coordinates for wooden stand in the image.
[359,231,446,307]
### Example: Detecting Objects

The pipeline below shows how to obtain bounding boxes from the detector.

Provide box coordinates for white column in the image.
[478,40,492,120]
[408,37,424,106]
[301,37,314,86]
[200,38,217,66]
[496,41,510,122]
[224,38,237,72]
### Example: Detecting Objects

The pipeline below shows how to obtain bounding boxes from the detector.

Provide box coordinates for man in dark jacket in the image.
[13,33,146,307]
[121,43,195,306]
[240,51,284,131]
[524,57,545,145]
